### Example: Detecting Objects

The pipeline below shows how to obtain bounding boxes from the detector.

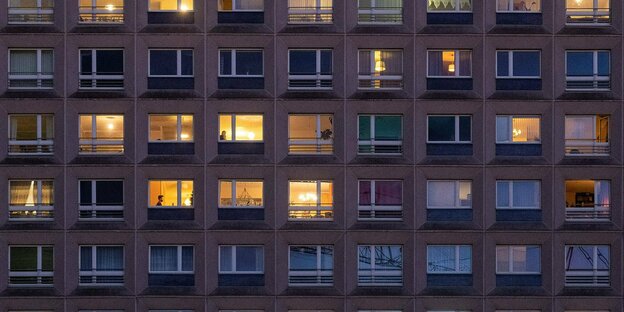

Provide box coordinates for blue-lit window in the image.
[219,49,264,77]
[148,49,193,77]
[496,245,540,274]
[427,245,472,274]
[496,51,540,78]
[565,50,610,90]
[288,49,332,90]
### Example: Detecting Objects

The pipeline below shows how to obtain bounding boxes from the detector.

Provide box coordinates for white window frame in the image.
[218,0,264,12]
[78,114,124,155]
[78,180,124,220]
[565,0,610,25]
[288,245,333,286]
[357,179,403,221]
[427,0,472,13]
[148,49,194,78]
[496,115,541,144]
[287,180,334,221]
[564,245,610,287]
[147,0,194,12]
[9,179,54,221]
[218,49,264,78]
[8,245,54,286]
[565,180,611,221]
[148,245,194,274]
[218,179,264,208]
[148,114,194,143]
[79,245,124,286]
[287,114,334,155]
[426,50,472,78]
[78,49,124,90]
[218,114,264,143]
[8,0,54,24]
[218,245,264,274]
[147,179,194,208]
[357,245,403,286]
[426,245,472,274]
[287,49,333,90]
[357,49,404,90]
[564,115,609,156]
[357,0,403,25]
[496,245,541,274]
[565,50,610,91]
[426,180,472,209]
[496,50,541,79]
[496,180,541,210]
[496,0,541,12]
[8,114,54,155]
[8,49,54,89]
[357,114,403,155]
[426,115,472,143]
[79,0,124,24]
[287,0,333,24]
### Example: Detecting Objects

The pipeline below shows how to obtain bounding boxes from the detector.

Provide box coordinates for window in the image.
[358,115,403,154]
[79,0,124,23]
[427,50,471,78]
[148,49,193,77]
[496,51,540,78]
[8,49,54,89]
[79,49,124,89]
[79,246,124,286]
[289,246,333,286]
[218,180,263,208]
[9,246,53,286]
[565,51,610,90]
[358,50,403,89]
[149,115,193,142]
[358,0,403,24]
[565,115,609,155]
[218,114,264,142]
[496,245,540,274]
[427,115,471,143]
[148,180,193,208]
[149,246,194,273]
[565,180,610,221]
[358,180,402,221]
[427,180,471,209]
[219,49,263,77]
[428,0,471,12]
[496,0,540,12]
[288,49,332,90]
[288,0,333,23]
[288,180,333,220]
[8,114,54,155]
[565,245,609,286]
[358,245,402,286]
[496,116,541,143]
[219,246,264,274]
[566,0,609,24]
[288,114,333,154]
[8,0,54,24]
[79,180,124,220]
[9,180,54,220]
[218,0,263,11]
[148,0,193,11]
[79,114,124,154]
[427,245,472,274]
[496,181,540,209]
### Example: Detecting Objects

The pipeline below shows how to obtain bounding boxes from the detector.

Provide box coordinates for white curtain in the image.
[427,181,455,208]
[150,246,178,271]
[10,51,36,74]
[10,181,35,206]
[565,116,593,140]
[96,246,123,271]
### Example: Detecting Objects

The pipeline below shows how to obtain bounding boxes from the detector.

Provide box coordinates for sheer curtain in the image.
[427,181,455,208]
[496,181,510,208]
[512,181,539,208]
[358,51,371,74]
[458,51,472,76]
[375,181,402,205]
[10,181,34,205]
[565,117,593,140]
[150,246,178,271]
[514,117,540,142]
[41,50,53,74]
[10,51,36,75]
[381,51,402,76]
[595,181,610,207]
[97,247,123,271]
[428,51,443,76]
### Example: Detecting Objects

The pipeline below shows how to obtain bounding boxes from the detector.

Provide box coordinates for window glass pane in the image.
[10,247,38,271]
[41,247,53,271]
[290,246,317,270]
[458,181,471,207]
[235,115,263,141]
[219,115,233,140]
[220,51,232,75]
[525,246,540,272]
[427,51,443,76]
[566,52,593,76]
[320,115,333,140]
[80,181,92,205]
[80,50,92,74]
[459,116,471,141]
[320,50,332,74]
[96,50,123,74]
[181,115,193,141]
[565,116,594,140]
[95,115,123,140]
[375,116,401,140]
[41,50,53,74]
[235,181,263,206]
[80,115,93,139]
[598,51,610,75]
[220,246,233,271]
[96,181,123,205]
[80,246,92,271]
[236,247,262,272]
[459,246,471,271]
[10,50,37,74]
[458,50,471,76]
[181,50,193,76]
[358,246,371,270]
[181,0,193,10]
[497,51,509,76]
[497,0,511,11]
[359,181,371,205]
[181,181,193,207]
[496,246,509,272]
[96,246,123,270]
[496,116,510,142]
[289,115,317,139]
[10,180,38,205]
[597,246,609,270]
[496,181,510,208]
[512,181,539,208]
[41,115,54,139]
[358,116,371,140]
[150,246,178,271]
[289,181,318,206]
[239,0,264,10]
[512,117,540,142]
[512,51,540,77]
[219,0,233,10]
[181,246,193,271]
[320,181,333,206]
[321,247,333,270]
[427,181,455,207]
[567,246,594,270]
[428,116,455,141]
[374,246,402,270]
[149,180,178,206]
[150,115,178,141]
[219,181,233,206]
[429,0,457,11]
[150,50,177,76]
[428,246,455,272]
[289,50,317,74]
[358,50,371,74]
[235,51,263,75]
[375,181,402,205]
[40,181,53,205]
[150,0,178,10]
[11,115,37,140]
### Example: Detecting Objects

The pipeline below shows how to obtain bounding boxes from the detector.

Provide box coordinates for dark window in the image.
[497,51,540,78]
[428,115,471,143]
[219,49,263,76]
[149,49,194,77]
[80,180,124,206]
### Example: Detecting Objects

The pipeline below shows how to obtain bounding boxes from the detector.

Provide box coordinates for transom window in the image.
[496,116,541,143]
[288,180,333,221]
[149,114,193,142]
[219,49,264,77]
[149,245,194,273]
[8,0,54,24]
[288,0,333,24]
[289,246,333,286]
[358,115,403,155]
[79,49,124,89]
[428,0,472,12]
[149,49,193,77]
[288,49,333,90]
[79,0,124,23]
[496,0,540,12]
[357,0,403,24]
[358,49,403,89]
[427,245,472,274]
[565,50,610,91]
[8,49,54,89]
[566,0,610,24]
[8,114,54,155]
[565,115,609,156]
[565,180,610,221]
[427,50,472,78]
[148,180,193,208]
[79,180,124,220]
[219,245,264,274]
[218,179,263,208]
[496,51,540,78]
[9,245,54,286]
[9,180,54,220]
[218,114,264,142]
[288,114,333,155]
[79,246,124,286]
[148,0,193,11]
[358,245,402,286]
[358,180,402,221]
[565,245,610,287]
[496,180,540,209]
[218,0,264,11]
[427,115,471,143]
[79,114,124,154]
[496,245,541,274]
[427,180,472,209]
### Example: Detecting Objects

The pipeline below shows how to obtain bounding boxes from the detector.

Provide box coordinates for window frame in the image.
[147,0,194,12]
[218,0,264,12]
[564,50,610,91]
[426,245,472,274]
[287,0,334,24]
[357,179,403,221]
[287,180,334,221]
[8,0,54,24]
[496,180,541,210]
[287,114,334,155]
[148,49,194,78]
[78,179,124,220]
[357,49,404,90]
[564,245,610,287]
[564,114,610,156]
[426,180,472,209]
[357,114,403,155]
[495,115,541,144]
[8,245,54,286]
[288,245,334,286]
[218,245,264,274]
[148,114,194,143]
[426,50,472,78]
[426,115,472,143]
[8,114,54,155]
[357,244,403,286]
[287,49,333,90]
[8,48,54,89]
[357,0,403,25]
[495,50,541,79]
[148,245,194,274]
[495,245,541,274]
[78,245,125,286]
[79,0,124,24]
[218,49,264,78]
[565,0,611,25]
[218,179,263,208]
[496,0,541,12]
[78,114,125,155]
[217,114,264,143]
[564,179,611,221]
[147,179,194,209]
[8,179,54,221]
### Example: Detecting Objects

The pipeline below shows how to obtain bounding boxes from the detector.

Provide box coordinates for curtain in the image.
[358,51,371,74]
[428,246,455,272]
[236,246,263,272]
[238,0,263,10]
[97,246,123,271]
[595,181,610,207]
[41,50,53,74]
[496,246,510,272]
[427,181,455,208]
[150,246,178,271]
[80,247,92,271]
[428,51,443,76]
[10,50,36,74]
[375,116,401,140]
[359,181,371,205]
[181,246,193,271]
[513,181,539,208]
[514,117,540,142]
[10,181,35,206]
[381,51,402,75]
[496,117,510,142]
[428,0,456,10]
[42,115,54,140]
[565,117,593,140]
[376,0,402,8]
[458,51,471,76]
[496,181,510,208]
[375,181,402,205]
[497,0,510,11]
[41,181,53,205]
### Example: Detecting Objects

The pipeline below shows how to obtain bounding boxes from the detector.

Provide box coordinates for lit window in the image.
[427,115,471,143]
[565,245,609,287]
[9,180,54,220]
[358,245,402,286]
[79,114,124,154]
[288,49,333,90]
[496,0,541,12]
[148,180,193,208]
[358,0,403,24]
[79,49,124,89]
[496,245,541,274]
[566,0,610,24]
[288,0,333,24]
[288,180,333,221]
[565,115,609,155]
[218,114,264,142]
[219,49,264,77]
[496,51,540,78]
[79,180,124,220]
[427,245,472,273]
[358,50,403,89]
[8,114,54,155]
[496,180,540,209]
[427,180,472,209]
[427,50,471,78]
[289,246,333,286]
[427,0,472,12]
[149,245,194,273]
[219,245,264,274]
[8,49,54,89]
[358,115,402,155]
[218,0,264,11]
[358,180,402,221]
[565,180,610,221]
[149,114,194,142]
[79,246,124,286]
[8,0,54,24]
[148,49,193,77]
[79,0,124,23]
[496,116,541,143]
[218,180,263,208]
[288,114,333,154]
[9,245,54,286]
[148,0,193,11]
[565,50,610,91]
